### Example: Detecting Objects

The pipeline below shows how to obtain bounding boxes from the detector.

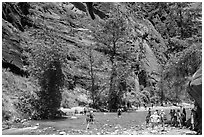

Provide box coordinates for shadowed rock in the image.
[188,66,202,134]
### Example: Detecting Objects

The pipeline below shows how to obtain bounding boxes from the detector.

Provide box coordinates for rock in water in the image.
[71,116,77,119]
[21,119,27,123]
[185,131,197,135]
[59,131,66,135]
[150,130,158,134]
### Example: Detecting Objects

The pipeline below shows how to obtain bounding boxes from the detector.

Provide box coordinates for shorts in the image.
[151,122,159,127]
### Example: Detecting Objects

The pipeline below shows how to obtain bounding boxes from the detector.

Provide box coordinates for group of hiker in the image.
[145,108,167,129]
[84,107,123,125]
[83,107,94,122]
[83,104,197,132]
[145,106,197,131]
[169,106,186,128]
[169,106,198,131]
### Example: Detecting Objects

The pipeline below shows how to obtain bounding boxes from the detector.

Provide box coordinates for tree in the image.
[79,45,100,108]
[91,7,129,111]
[140,2,202,40]
[25,27,69,119]
[86,46,96,107]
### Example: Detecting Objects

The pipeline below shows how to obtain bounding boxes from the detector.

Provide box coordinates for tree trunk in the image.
[89,48,96,108]
[160,81,164,106]
[108,42,117,111]
[178,4,184,39]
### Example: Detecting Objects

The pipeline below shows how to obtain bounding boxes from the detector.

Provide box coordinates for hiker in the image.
[179,106,185,126]
[190,108,195,130]
[169,109,174,125]
[89,110,94,122]
[181,108,186,127]
[85,110,94,130]
[136,104,139,110]
[172,109,177,126]
[150,111,160,129]
[144,104,147,110]
[148,107,151,114]
[155,109,159,115]
[176,109,182,128]
[117,108,122,118]
[86,110,94,123]
[84,107,87,115]
[146,108,151,126]
[75,109,78,114]
[179,106,183,113]
[160,109,166,128]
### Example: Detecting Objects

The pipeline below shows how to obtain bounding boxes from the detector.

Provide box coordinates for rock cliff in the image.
[2,2,168,119]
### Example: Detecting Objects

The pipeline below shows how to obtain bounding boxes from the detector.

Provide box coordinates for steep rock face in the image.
[2,2,33,76]
[2,2,165,83]
[127,17,167,86]
[2,2,85,76]
[2,2,33,31]
[188,67,202,133]
[2,2,167,117]
[71,2,108,19]
[142,40,160,82]
[2,19,23,68]
[2,19,30,76]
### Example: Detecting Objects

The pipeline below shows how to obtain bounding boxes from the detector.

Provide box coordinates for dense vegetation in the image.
[2,2,201,121]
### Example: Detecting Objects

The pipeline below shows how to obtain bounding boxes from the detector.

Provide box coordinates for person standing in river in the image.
[146,108,151,127]
[176,109,182,128]
[160,109,166,128]
[117,107,122,118]
[150,111,160,129]
[84,107,87,115]
[172,109,177,126]
[169,109,174,125]
[190,108,196,130]
[181,108,186,127]
[155,109,159,115]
